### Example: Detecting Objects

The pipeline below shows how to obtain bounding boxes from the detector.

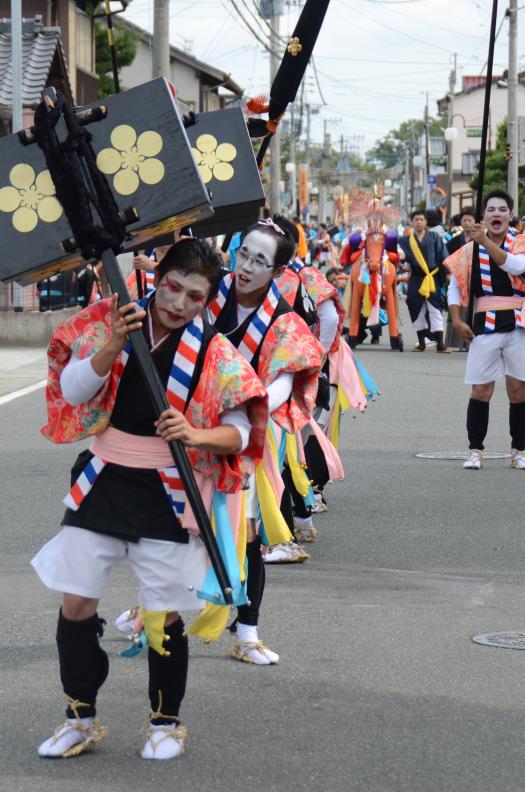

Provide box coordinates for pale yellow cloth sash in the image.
[409,233,438,299]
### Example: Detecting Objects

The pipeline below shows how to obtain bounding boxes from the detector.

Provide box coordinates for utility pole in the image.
[446,54,457,221]
[289,102,297,213]
[318,118,329,223]
[10,0,22,132]
[153,0,170,79]
[424,92,431,209]
[507,0,519,210]
[269,2,282,214]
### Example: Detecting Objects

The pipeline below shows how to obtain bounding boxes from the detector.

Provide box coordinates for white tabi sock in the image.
[38,716,94,757]
[235,623,279,665]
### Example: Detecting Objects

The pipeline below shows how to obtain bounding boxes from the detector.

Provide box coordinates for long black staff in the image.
[467,0,499,328]
[32,90,233,604]
[222,0,331,251]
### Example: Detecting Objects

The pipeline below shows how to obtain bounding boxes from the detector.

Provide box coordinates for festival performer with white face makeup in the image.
[32,239,267,760]
[207,218,324,665]
[446,189,525,470]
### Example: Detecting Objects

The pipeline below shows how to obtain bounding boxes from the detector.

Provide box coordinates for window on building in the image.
[462,151,480,175]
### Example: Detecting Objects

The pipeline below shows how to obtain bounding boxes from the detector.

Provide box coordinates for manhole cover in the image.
[471,632,525,650]
[416,451,511,460]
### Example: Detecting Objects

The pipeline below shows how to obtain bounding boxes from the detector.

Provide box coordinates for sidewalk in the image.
[0,347,48,398]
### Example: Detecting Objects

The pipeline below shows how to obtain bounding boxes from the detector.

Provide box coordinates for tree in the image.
[469,119,525,216]
[366,116,445,169]
[92,6,139,98]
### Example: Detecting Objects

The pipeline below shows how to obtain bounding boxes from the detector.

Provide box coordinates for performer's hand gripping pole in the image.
[100,250,233,605]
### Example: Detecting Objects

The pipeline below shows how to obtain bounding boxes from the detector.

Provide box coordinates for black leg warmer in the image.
[466,398,490,450]
[281,465,310,520]
[304,435,330,491]
[509,401,525,450]
[148,618,188,725]
[279,484,296,537]
[56,610,109,719]
[236,537,265,627]
[415,330,426,350]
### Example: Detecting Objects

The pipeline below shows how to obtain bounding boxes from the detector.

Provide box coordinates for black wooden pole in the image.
[100,249,233,604]
[467,0,499,328]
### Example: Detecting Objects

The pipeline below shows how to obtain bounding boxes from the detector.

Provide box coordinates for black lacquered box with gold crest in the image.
[0,78,213,286]
[185,107,265,238]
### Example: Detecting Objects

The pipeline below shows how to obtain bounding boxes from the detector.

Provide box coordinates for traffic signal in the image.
[505,143,512,161]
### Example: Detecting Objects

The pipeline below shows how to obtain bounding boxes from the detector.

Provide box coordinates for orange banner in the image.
[298,167,309,211]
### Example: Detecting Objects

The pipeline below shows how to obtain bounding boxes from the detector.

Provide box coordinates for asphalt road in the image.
[2,316,525,792]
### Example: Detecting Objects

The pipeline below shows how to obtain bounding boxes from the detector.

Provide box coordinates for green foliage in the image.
[366,116,445,168]
[94,6,139,98]
[469,119,525,215]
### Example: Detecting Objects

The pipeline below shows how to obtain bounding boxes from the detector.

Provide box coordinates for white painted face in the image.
[483,197,511,235]
[235,230,278,294]
[154,269,210,329]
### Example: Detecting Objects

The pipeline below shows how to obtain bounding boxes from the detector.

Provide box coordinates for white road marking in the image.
[0,379,47,406]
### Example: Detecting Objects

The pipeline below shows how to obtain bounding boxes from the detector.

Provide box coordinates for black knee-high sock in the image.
[466,398,490,450]
[148,618,188,725]
[56,610,109,719]
[236,537,265,627]
[509,402,525,449]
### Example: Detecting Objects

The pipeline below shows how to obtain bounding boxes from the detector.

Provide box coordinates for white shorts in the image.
[31,526,209,612]
[464,329,525,385]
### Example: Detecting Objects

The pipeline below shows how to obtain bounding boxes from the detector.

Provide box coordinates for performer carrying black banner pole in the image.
[445,0,525,471]
[29,89,269,759]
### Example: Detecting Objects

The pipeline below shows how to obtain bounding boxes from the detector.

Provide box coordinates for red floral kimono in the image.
[42,298,268,492]
[276,264,344,354]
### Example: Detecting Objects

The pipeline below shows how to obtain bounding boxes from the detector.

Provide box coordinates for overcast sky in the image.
[124,0,523,157]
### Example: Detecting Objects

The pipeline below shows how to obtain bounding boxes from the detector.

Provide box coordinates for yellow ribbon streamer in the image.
[140,608,171,656]
[362,283,371,318]
[409,232,438,299]
[255,461,294,547]
[285,433,310,498]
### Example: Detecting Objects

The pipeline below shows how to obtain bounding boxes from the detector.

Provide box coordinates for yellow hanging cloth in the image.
[328,384,351,450]
[409,232,438,299]
[140,608,171,656]
[255,461,294,546]
[285,433,310,498]
[362,283,371,318]
[188,493,247,642]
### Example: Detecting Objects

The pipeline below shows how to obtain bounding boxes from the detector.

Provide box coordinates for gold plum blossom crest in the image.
[191,134,237,184]
[0,164,62,233]
[96,124,165,196]
[287,37,302,56]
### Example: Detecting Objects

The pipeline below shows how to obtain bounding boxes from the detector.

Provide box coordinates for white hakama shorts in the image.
[31,526,209,612]
[465,328,525,385]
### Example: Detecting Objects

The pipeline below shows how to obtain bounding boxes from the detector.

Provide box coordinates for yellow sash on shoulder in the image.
[409,233,438,299]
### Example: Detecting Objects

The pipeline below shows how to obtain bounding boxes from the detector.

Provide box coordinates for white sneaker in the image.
[511,449,525,469]
[293,516,318,543]
[463,450,483,470]
[263,542,309,564]
[38,717,107,758]
[230,640,279,666]
[141,723,187,760]
[114,606,140,634]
